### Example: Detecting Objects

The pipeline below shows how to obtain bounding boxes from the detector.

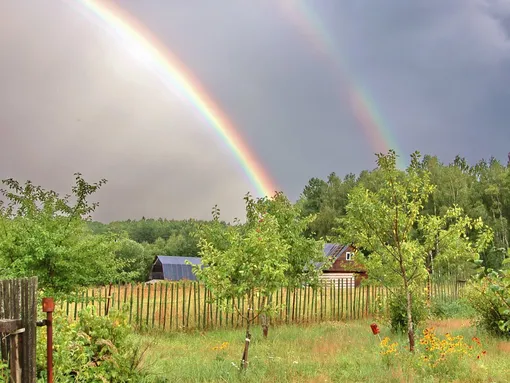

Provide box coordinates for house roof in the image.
[156,256,201,265]
[154,256,201,280]
[314,243,351,269]
[324,243,350,258]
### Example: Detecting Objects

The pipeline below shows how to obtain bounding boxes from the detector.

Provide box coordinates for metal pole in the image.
[42,298,55,383]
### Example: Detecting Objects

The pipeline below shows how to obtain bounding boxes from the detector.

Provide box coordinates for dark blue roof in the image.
[157,256,201,265]
[155,256,201,281]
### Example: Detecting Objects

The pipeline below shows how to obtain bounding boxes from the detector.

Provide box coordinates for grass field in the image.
[139,319,510,383]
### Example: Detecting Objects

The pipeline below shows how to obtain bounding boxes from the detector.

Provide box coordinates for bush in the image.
[36,307,159,382]
[430,297,475,319]
[388,289,427,333]
[465,269,510,338]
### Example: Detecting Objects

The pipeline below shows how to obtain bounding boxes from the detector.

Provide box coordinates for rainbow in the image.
[65,0,277,197]
[280,0,406,168]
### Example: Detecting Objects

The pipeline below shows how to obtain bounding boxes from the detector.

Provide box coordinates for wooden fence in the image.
[0,277,38,383]
[58,279,465,332]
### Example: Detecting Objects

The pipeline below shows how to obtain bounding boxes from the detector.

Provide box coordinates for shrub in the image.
[36,306,158,382]
[388,289,427,333]
[465,269,510,338]
[430,297,475,319]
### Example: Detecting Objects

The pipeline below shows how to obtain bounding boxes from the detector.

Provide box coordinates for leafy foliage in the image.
[36,307,157,382]
[194,192,326,310]
[388,289,427,333]
[429,297,475,320]
[466,258,510,338]
[193,192,326,369]
[0,174,121,295]
[299,153,509,274]
[335,150,491,350]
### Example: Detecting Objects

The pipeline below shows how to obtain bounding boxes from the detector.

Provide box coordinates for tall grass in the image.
[139,319,510,382]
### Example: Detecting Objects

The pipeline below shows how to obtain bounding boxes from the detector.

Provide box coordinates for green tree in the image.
[0,174,121,294]
[299,173,357,238]
[193,193,326,370]
[244,192,326,336]
[115,237,152,282]
[336,150,491,351]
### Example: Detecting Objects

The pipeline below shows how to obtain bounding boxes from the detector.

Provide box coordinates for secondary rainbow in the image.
[280,0,405,167]
[66,0,277,197]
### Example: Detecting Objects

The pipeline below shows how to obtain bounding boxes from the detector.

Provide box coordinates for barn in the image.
[319,243,367,287]
[149,256,201,281]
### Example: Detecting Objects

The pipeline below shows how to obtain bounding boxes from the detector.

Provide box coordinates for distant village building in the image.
[319,243,367,287]
[149,244,367,286]
[149,256,201,281]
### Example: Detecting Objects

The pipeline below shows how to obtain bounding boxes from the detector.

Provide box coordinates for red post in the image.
[42,298,55,383]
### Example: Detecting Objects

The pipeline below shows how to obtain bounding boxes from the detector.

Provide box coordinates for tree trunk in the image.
[240,327,252,370]
[259,296,269,338]
[261,314,269,338]
[405,288,415,352]
[241,293,253,371]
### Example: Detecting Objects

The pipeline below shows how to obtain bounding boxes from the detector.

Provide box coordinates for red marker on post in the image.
[370,323,382,342]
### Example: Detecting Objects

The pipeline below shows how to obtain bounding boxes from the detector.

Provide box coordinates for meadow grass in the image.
[138,319,510,383]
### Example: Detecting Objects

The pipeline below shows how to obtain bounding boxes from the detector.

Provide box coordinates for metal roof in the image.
[155,256,201,281]
[324,243,349,258]
[157,256,201,265]
[313,243,350,269]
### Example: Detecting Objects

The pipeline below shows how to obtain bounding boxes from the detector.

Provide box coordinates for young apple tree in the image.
[243,192,326,337]
[192,192,325,370]
[337,150,491,351]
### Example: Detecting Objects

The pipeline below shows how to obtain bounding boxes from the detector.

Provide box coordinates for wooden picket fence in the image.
[0,277,38,383]
[58,278,465,332]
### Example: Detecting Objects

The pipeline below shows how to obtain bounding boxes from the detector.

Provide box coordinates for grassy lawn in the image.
[139,319,510,383]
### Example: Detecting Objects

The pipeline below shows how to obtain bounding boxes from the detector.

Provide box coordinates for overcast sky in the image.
[1,0,509,222]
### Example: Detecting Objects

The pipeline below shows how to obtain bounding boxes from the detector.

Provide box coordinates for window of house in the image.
[345,252,354,261]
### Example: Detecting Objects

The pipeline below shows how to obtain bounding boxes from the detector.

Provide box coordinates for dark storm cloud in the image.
[1,0,509,221]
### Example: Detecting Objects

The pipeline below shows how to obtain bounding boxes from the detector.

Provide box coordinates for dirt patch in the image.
[496,341,510,353]
[309,335,353,361]
[312,341,341,358]
[303,375,331,383]
[390,367,415,383]
[426,319,472,331]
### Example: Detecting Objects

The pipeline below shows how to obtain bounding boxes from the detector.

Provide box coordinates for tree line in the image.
[299,153,509,272]
[1,152,508,295]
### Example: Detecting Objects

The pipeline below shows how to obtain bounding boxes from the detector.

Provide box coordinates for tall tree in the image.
[336,151,491,351]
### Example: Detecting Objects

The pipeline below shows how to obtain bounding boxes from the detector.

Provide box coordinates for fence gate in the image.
[0,277,38,383]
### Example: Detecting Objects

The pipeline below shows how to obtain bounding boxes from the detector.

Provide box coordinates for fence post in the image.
[41,298,54,383]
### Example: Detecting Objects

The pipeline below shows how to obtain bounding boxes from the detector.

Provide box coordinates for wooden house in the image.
[319,243,367,287]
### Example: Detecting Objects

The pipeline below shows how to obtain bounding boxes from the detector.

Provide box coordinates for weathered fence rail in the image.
[59,279,465,332]
[0,277,38,383]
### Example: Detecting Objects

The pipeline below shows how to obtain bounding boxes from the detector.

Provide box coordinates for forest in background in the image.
[87,153,510,278]
[1,152,508,293]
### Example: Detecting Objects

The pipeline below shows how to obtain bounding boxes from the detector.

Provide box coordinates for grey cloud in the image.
[1,0,509,221]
